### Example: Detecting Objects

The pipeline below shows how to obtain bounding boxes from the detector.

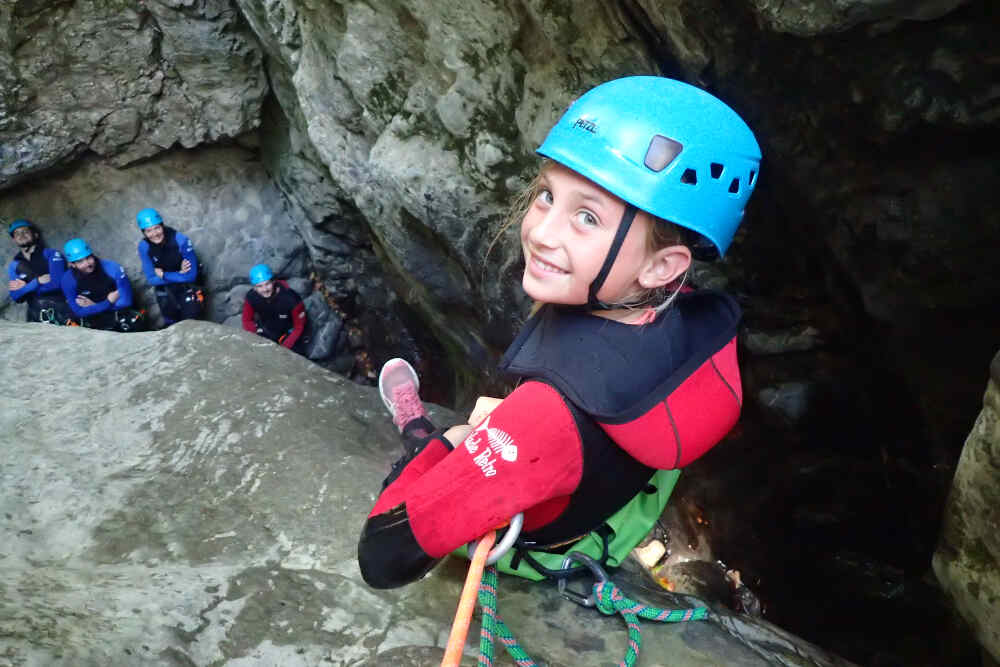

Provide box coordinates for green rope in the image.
[592,580,708,667]
[475,565,708,667]
[477,565,538,666]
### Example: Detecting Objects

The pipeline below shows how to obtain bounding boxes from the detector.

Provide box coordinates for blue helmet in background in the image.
[8,219,33,236]
[64,238,94,263]
[537,76,761,257]
[249,264,273,285]
[136,208,163,230]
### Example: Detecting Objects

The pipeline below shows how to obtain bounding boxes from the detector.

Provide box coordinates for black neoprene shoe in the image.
[381,421,449,490]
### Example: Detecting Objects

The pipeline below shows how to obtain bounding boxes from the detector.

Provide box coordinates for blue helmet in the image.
[537,76,761,257]
[8,219,33,236]
[136,208,163,230]
[64,238,94,263]
[249,263,273,285]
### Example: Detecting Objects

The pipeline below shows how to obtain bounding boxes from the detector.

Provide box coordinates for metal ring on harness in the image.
[467,512,524,566]
[557,552,611,607]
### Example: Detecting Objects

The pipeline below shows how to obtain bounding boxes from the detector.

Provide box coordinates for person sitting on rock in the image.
[61,238,145,332]
[358,76,761,589]
[241,263,309,355]
[6,219,73,324]
[135,207,204,326]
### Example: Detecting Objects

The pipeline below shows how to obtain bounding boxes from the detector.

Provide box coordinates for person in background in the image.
[61,238,144,332]
[135,207,204,326]
[241,263,309,355]
[6,219,72,324]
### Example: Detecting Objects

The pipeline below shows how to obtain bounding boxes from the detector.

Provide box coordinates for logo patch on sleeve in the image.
[463,416,518,478]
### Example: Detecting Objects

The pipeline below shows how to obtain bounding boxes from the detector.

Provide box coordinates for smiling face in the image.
[253,279,275,299]
[11,226,36,249]
[71,255,96,274]
[142,223,165,245]
[519,163,657,307]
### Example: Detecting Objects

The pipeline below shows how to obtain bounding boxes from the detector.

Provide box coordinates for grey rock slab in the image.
[933,348,1000,662]
[0,320,852,666]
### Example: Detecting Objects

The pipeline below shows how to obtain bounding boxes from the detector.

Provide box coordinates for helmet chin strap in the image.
[586,204,638,310]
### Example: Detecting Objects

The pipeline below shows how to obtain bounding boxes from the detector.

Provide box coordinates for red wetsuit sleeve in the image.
[370,436,454,516]
[241,299,257,333]
[377,381,585,558]
[281,301,306,349]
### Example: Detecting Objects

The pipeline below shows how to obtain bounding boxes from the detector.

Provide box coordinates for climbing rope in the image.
[590,580,708,667]
[442,514,524,666]
[477,565,537,667]
[475,553,709,667]
[442,531,496,667]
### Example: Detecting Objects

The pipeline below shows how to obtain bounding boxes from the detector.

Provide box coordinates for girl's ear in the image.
[638,244,692,290]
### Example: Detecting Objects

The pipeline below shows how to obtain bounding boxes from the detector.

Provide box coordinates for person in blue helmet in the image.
[6,219,74,324]
[60,238,145,332]
[241,264,309,354]
[135,208,204,326]
[358,76,762,589]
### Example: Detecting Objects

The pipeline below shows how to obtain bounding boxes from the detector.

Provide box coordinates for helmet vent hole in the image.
[680,169,698,185]
[644,135,683,172]
[728,178,740,194]
[710,163,724,179]
[749,170,757,185]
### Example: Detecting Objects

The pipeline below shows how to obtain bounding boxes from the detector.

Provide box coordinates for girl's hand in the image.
[468,396,503,425]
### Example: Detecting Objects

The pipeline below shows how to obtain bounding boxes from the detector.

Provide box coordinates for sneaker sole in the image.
[378,358,420,414]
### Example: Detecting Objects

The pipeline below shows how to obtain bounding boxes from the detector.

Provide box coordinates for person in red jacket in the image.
[358,76,762,589]
[241,263,309,355]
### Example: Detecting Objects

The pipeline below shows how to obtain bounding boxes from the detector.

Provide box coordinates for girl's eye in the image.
[536,188,553,205]
[575,211,599,227]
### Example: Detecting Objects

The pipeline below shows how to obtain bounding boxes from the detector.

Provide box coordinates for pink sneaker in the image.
[378,358,428,432]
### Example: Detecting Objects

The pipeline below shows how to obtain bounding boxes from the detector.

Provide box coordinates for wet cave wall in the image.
[2,0,999,665]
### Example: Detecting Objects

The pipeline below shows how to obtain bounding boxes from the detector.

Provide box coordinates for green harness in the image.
[457,468,680,581]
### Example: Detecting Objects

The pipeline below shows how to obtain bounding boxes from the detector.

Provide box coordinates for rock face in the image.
[746,0,973,35]
[0,0,267,189]
[0,144,342,353]
[4,0,999,423]
[2,2,1000,662]
[0,320,854,666]
[933,349,1000,662]
[231,0,1000,434]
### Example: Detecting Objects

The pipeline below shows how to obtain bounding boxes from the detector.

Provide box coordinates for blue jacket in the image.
[7,247,66,302]
[61,258,133,318]
[137,229,198,286]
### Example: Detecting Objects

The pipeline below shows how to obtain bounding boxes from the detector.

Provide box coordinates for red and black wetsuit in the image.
[358,290,742,589]
[242,280,307,350]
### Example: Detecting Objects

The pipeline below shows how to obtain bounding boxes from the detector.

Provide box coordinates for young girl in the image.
[358,76,761,589]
